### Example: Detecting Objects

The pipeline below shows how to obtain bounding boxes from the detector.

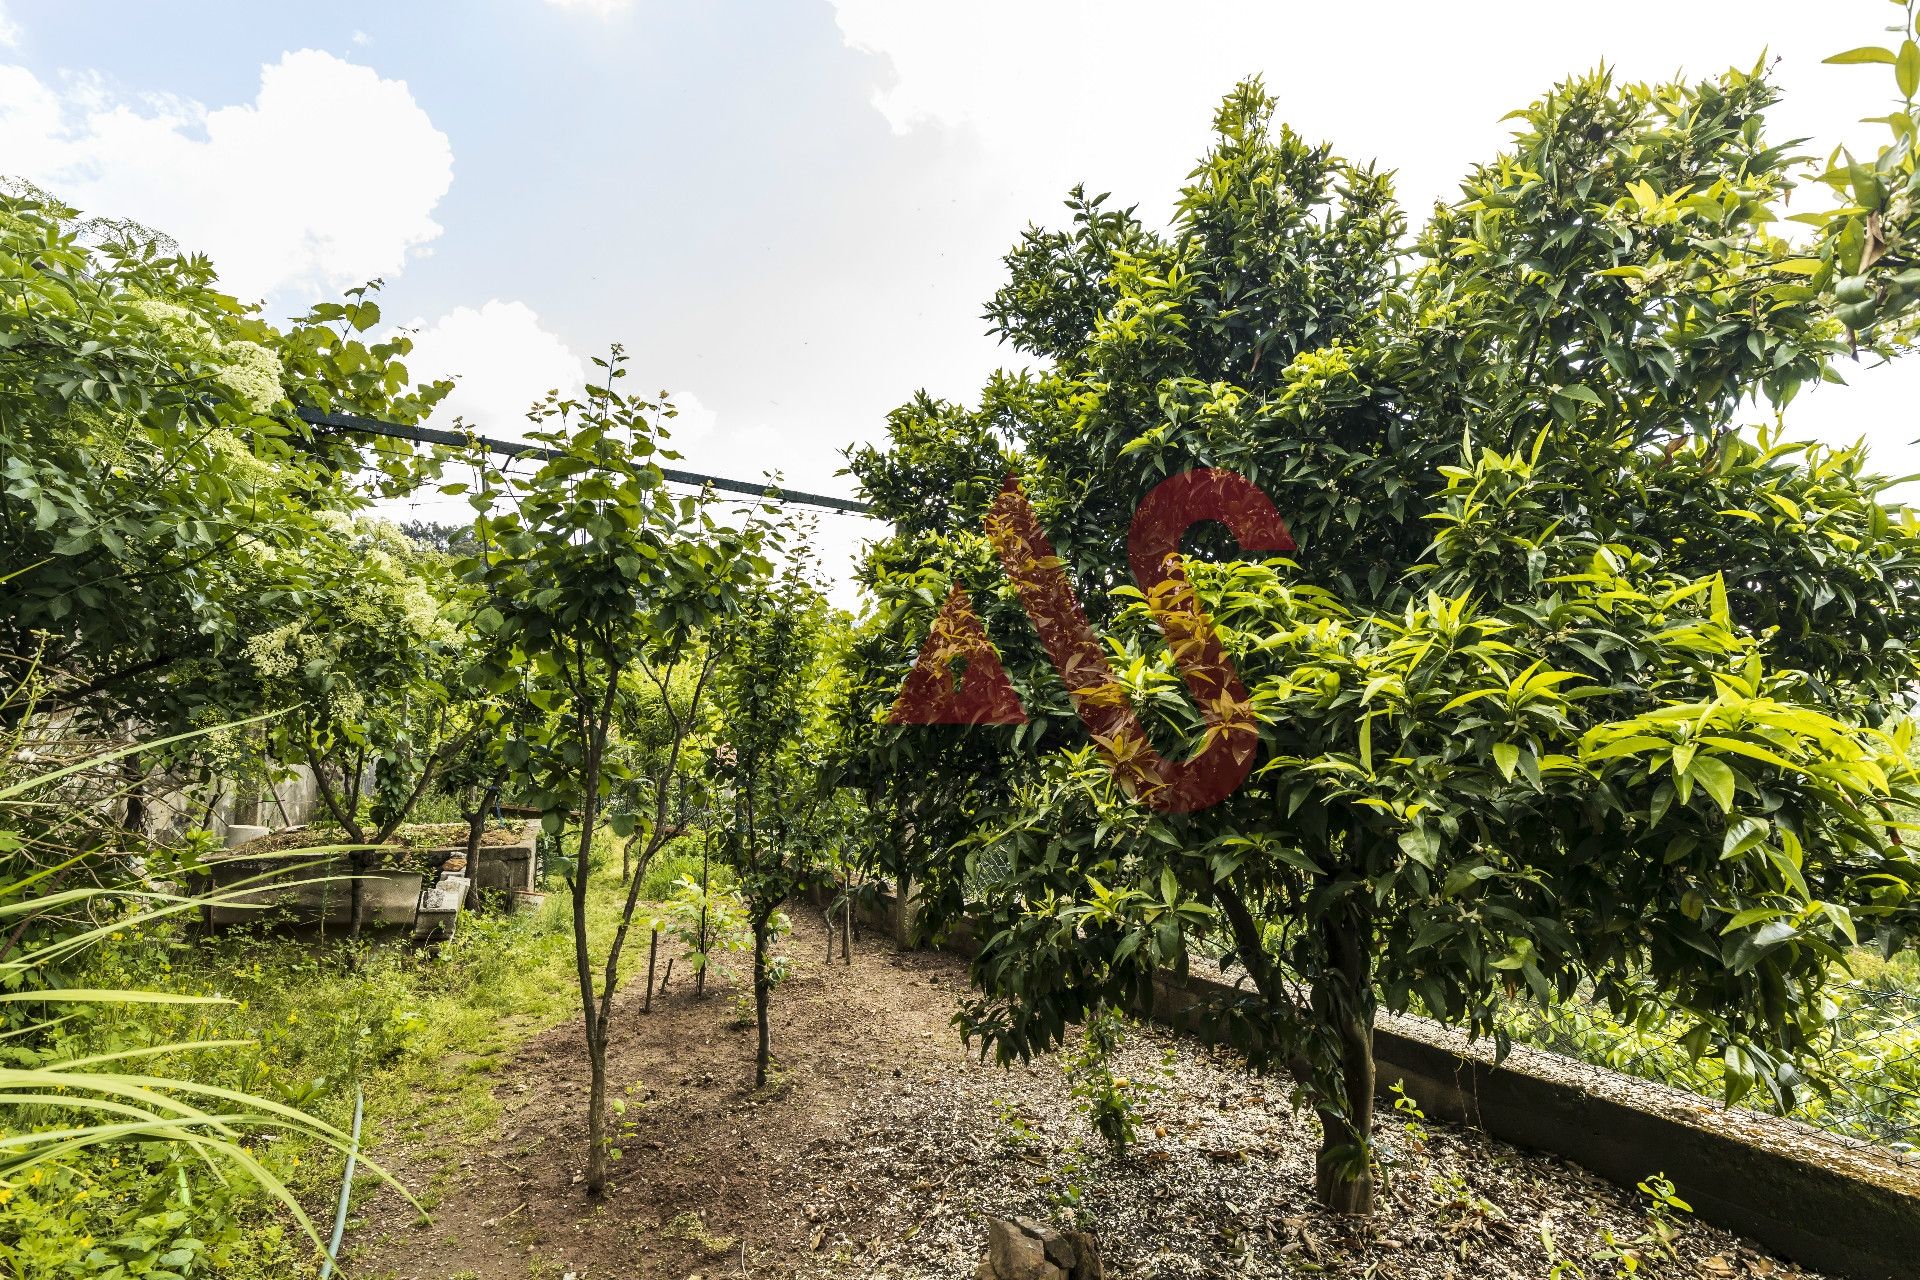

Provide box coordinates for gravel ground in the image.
[353,914,1829,1279]
[788,1010,1819,1280]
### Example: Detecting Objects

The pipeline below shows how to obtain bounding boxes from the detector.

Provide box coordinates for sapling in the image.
[712,538,846,1086]
[464,347,760,1194]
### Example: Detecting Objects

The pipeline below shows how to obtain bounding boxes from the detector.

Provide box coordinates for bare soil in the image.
[347,913,1824,1280]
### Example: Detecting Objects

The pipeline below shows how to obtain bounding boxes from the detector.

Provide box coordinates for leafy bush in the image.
[638,831,732,901]
[662,875,755,989]
[1062,1005,1169,1154]
[1501,957,1920,1148]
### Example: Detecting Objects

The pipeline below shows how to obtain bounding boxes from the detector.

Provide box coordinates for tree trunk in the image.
[1314,1013,1376,1214]
[695,835,711,998]
[841,871,852,962]
[1313,908,1377,1214]
[348,851,368,942]
[643,927,658,1013]
[752,915,772,1088]
[584,1019,609,1193]
[571,702,613,1196]
[464,778,500,864]
[575,823,610,1193]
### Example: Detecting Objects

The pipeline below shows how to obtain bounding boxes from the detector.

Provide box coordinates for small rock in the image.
[987,1217,1065,1280]
[1064,1230,1104,1280]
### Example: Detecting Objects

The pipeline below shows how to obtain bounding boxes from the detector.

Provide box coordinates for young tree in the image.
[466,349,760,1193]
[849,62,1920,1215]
[609,660,709,883]
[244,516,481,934]
[714,537,843,1086]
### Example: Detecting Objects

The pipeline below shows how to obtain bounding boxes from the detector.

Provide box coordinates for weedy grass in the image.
[2,833,647,1279]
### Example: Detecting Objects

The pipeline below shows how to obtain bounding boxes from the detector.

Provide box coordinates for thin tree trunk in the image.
[841,870,852,962]
[573,816,607,1191]
[348,852,368,941]
[465,777,500,864]
[643,927,658,1014]
[695,832,711,998]
[570,686,616,1197]
[753,915,771,1088]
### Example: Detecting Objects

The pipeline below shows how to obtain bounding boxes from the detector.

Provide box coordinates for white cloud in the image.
[543,0,635,17]
[352,30,372,47]
[0,4,19,48]
[828,0,1920,508]
[374,298,819,579]
[0,49,451,302]
[830,1,1886,223]
[398,300,587,438]
[1783,360,1920,503]
[397,298,719,449]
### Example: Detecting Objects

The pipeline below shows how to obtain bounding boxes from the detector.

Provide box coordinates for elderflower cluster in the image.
[216,340,286,413]
[126,298,212,346]
[125,298,285,412]
[327,687,367,722]
[243,621,321,680]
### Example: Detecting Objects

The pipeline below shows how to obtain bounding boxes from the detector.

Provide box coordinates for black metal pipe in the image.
[293,406,874,516]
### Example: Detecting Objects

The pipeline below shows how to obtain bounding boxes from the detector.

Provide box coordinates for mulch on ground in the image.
[347,912,1824,1279]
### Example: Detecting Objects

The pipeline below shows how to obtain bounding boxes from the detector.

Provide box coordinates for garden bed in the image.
[234,820,530,862]
[206,821,539,928]
[347,912,1822,1280]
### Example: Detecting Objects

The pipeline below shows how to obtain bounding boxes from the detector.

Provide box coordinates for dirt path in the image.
[349,910,972,1279]
[348,913,1822,1280]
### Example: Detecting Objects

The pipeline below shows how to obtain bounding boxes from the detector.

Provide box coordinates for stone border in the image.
[819,884,1920,1280]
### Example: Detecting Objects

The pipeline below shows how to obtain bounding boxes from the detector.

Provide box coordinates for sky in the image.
[4,1,1919,605]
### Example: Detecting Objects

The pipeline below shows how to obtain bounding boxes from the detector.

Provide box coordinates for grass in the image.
[3,829,661,1279]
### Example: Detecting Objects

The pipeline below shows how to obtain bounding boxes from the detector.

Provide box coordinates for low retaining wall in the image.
[206,822,540,932]
[819,884,1920,1280]
[206,859,423,929]
[469,828,539,896]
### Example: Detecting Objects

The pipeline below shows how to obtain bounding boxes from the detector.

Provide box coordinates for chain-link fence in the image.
[1500,978,1920,1152]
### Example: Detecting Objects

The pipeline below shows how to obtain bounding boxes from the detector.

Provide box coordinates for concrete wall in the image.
[204,822,540,930]
[142,761,327,847]
[821,884,1920,1280]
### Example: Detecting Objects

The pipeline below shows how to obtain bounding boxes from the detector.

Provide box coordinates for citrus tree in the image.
[847,57,1920,1215]
[464,350,762,1192]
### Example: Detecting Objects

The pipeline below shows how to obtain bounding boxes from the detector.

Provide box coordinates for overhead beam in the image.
[294,406,875,516]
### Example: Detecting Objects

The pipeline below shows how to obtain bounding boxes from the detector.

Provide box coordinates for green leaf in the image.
[1493,741,1520,781]
[1398,825,1441,869]
[1824,46,1898,65]
[1688,756,1737,813]
[1720,906,1785,934]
